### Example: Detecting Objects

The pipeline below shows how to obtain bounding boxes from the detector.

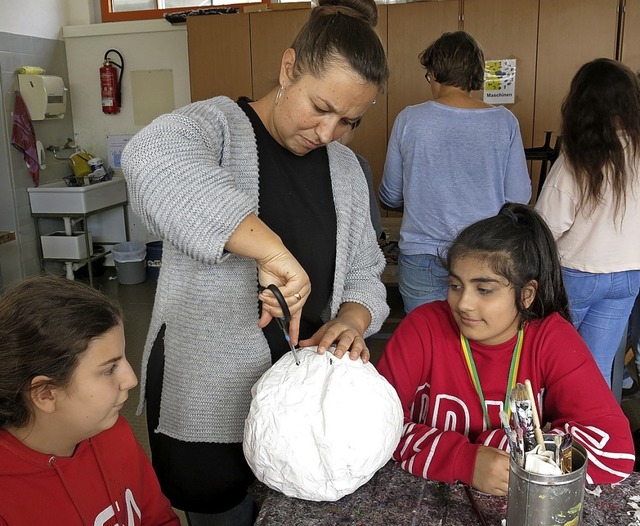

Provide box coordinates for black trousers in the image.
[146,326,256,514]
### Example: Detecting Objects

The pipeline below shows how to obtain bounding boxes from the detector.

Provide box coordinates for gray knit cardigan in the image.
[122,96,389,443]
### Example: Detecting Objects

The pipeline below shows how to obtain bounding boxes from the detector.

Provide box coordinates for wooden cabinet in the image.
[187,1,629,213]
[386,1,460,128]
[343,5,389,200]
[188,9,311,102]
[188,13,252,102]
[621,0,640,72]
[462,0,538,148]
[249,9,310,99]
[463,0,621,197]
[534,0,618,145]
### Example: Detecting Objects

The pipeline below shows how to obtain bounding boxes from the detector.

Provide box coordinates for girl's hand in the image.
[472,446,510,496]
[299,302,372,363]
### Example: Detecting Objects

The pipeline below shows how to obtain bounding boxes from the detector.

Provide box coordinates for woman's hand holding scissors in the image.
[257,253,310,346]
[224,214,310,344]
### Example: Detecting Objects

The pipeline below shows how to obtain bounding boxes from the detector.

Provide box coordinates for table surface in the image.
[252,461,640,525]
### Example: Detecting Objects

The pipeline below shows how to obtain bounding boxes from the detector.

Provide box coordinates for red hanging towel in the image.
[11,91,40,186]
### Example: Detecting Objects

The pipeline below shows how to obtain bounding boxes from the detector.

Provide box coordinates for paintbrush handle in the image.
[533,426,545,449]
[524,379,545,448]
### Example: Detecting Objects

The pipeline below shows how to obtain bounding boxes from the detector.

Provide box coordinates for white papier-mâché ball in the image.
[243,346,403,501]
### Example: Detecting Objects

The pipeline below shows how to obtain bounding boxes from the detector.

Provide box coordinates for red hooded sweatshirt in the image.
[0,416,179,525]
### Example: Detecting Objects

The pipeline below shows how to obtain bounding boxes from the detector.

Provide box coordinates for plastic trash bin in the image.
[112,241,147,285]
[146,241,163,280]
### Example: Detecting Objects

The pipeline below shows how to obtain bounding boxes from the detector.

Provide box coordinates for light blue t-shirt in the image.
[380,101,531,256]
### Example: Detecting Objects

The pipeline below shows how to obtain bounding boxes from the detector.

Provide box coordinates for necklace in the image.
[459,328,524,430]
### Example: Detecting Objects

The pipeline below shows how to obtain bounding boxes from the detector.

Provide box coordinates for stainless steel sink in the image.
[27,177,127,214]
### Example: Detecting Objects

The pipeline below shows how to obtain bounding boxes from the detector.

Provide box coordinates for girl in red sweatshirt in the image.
[0,276,179,525]
[377,203,635,496]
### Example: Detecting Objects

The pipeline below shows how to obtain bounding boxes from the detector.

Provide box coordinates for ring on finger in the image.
[293,292,302,301]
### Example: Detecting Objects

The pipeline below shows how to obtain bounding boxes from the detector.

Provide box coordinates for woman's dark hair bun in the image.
[317,0,378,26]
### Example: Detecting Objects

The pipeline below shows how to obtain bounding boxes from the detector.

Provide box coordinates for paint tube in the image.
[511,383,537,453]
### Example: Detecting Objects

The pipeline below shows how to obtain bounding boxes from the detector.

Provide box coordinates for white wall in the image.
[0,2,190,285]
[63,19,191,240]
[0,0,68,40]
[1,1,190,286]
[0,1,76,289]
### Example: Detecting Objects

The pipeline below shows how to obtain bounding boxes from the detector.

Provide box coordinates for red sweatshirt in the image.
[377,301,635,487]
[0,416,179,525]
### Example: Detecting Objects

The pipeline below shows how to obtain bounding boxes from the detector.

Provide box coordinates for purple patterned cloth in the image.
[11,91,39,186]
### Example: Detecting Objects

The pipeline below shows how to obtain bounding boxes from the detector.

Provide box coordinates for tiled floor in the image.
[86,266,640,523]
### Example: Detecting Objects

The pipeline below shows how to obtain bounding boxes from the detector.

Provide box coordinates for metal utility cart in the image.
[27,178,129,287]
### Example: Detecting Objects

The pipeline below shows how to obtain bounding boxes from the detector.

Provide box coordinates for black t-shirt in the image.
[238,98,337,362]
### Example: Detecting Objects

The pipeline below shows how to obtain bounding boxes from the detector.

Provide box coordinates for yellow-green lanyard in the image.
[460,328,524,430]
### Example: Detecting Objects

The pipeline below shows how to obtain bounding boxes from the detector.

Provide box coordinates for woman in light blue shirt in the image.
[380,31,531,313]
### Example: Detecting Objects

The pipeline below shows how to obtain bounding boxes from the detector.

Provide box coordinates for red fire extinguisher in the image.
[100,49,124,114]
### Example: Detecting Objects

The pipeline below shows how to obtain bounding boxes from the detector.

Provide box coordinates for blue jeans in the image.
[562,267,640,387]
[398,253,449,313]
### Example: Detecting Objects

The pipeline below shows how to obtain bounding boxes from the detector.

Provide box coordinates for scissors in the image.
[264,284,300,365]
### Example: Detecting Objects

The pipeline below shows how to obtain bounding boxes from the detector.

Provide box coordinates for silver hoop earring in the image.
[275,84,285,106]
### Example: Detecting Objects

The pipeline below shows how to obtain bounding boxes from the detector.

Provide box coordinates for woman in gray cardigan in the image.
[121,0,389,524]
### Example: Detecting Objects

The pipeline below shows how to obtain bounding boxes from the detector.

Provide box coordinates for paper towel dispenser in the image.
[17,74,67,120]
